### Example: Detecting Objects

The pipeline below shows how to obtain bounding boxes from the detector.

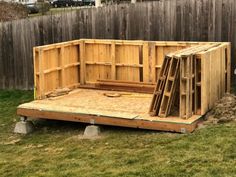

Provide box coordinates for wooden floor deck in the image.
[17,88,202,133]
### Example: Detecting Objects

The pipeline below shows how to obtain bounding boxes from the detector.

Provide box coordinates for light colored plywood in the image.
[17,88,202,133]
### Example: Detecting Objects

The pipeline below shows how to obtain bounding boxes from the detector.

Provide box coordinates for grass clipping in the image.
[0,2,28,22]
[204,94,236,124]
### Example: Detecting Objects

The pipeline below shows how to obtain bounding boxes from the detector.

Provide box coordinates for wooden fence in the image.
[0,0,236,89]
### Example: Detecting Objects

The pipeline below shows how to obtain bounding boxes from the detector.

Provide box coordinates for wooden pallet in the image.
[159,57,180,117]
[179,55,193,118]
[178,44,220,118]
[149,56,172,116]
[149,45,210,117]
[149,43,226,119]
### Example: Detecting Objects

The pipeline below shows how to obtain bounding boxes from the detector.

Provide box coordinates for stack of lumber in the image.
[149,43,230,119]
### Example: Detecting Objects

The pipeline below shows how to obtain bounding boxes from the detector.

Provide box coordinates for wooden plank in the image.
[226,44,231,93]
[195,56,201,114]
[17,107,201,133]
[111,42,116,80]
[38,49,45,99]
[143,42,149,82]
[97,79,155,85]
[60,46,65,87]
[33,47,37,99]
[79,40,85,85]
[96,81,155,93]
[149,42,156,83]
[189,55,193,117]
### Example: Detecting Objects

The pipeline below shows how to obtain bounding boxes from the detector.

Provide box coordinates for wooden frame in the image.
[17,107,200,133]
[34,39,227,99]
[16,39,231,133]
[149,43,231,119]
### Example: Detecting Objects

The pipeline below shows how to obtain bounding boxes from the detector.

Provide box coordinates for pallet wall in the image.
[149,43,231,118]
[34,39,229,100]
[199,43,231,115]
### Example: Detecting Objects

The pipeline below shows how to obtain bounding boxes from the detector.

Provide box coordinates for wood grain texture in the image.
[17,88,201,133]
[34,39,225,99]
[0,0,235,89]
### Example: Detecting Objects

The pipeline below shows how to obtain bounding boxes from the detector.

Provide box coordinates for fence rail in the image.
[0,0,235,89]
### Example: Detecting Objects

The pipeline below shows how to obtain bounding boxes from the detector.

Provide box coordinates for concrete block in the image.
[83,125,101,138]
[14,121,34,134]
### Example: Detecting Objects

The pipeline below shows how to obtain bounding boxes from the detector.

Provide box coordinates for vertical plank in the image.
[111,42,116,80]
[38,49,45,99]
[80,40,85,85]
[143,42,149,82]
[60,46,65,88]
[226,43,231,93]
[201,53,207,115]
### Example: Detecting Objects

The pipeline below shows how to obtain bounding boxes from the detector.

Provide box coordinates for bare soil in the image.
[0,2,28,22]
[204,94,236,124]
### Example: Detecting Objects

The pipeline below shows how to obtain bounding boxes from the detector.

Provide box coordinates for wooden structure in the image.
[1,0,236,90]
[17,39,231,133]
[149,43,231,119]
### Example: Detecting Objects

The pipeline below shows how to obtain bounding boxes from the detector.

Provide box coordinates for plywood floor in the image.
[18,88,201,124]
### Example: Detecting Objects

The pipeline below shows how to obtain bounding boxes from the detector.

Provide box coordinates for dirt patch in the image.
[204,94,236,124]
[0,2,28,22]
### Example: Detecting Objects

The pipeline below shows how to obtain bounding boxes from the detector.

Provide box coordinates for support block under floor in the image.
[14,121,34,134]
[83,125,101,138]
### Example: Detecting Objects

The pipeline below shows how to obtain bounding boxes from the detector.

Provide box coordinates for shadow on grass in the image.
[31,118,163,135]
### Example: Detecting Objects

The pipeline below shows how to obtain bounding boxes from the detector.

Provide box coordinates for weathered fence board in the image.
[0,0,236,89]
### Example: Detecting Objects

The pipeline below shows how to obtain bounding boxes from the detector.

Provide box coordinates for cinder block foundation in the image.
[14,118,34,134]
[83,125,101,138]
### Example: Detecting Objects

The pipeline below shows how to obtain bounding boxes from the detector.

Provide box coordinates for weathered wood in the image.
[0,0,235,89]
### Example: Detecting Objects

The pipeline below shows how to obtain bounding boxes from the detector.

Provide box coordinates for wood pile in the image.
[149,43,230,119]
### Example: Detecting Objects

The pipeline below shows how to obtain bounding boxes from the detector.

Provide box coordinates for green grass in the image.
[0,90,236,177]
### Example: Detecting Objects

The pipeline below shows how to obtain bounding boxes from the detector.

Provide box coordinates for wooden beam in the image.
[17,107,201,133]
[111,41,116,80]
[33,47,37,99]
[97,79,155,85]
[38,49,45,99]
[226,44,231,93]
[143,42,149,82]
[80,41,85,85]
[60,46,65,87]
[96,81,155,93]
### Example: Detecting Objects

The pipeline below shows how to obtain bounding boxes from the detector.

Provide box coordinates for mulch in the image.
[204,93,236,124]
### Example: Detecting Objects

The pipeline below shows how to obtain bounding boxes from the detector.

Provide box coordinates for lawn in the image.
[0,90,236,177]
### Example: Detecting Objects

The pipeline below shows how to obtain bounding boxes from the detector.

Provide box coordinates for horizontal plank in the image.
[85,61,112,65]
[64,62,80,69]
[97,79,155,85]
[36,67,61,75]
